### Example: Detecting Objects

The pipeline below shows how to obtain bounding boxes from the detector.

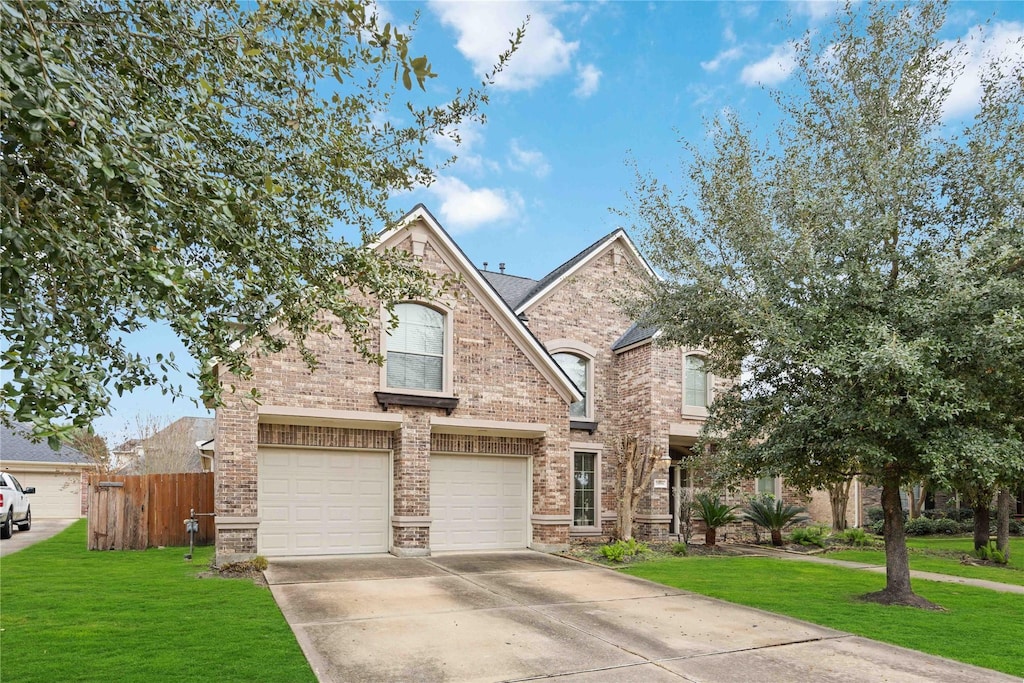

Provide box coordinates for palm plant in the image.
[692,492,740,546]
[744,497,809,546]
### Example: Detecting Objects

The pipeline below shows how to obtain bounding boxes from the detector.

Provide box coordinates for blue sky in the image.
[93,0,1024,442]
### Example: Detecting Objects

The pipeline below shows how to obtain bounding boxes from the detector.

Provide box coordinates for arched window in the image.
[553,352,590,419]
[386,303,445,392]
[684,354,709,408]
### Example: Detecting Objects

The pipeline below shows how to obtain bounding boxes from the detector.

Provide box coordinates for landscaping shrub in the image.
[671,542,689,556]
[865,506,885,523]
[692,492,741,546]
[837,527,872,546]
[904,518,937,535]
[1010,519,1024,536]
[790,525,829,548]
[868,520,884,535]
[975,541,1008,565]
[743,497,809,546]
[931,518,961,535]
[598,538,649,563]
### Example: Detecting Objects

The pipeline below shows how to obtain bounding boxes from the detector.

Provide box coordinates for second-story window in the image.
[684,354,709,408]
[553,352,589,418]
[386,303,445,392]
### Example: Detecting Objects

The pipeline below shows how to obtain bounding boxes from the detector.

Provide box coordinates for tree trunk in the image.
[770,529,783,546]
[861,473,935,607]
[705,527,716,546]
[996,489,1011,561]
[617,460,634,540]
[973,504,990,551]
[828,479,851,532]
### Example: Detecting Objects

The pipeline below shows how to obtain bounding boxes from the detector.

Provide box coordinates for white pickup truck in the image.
[0,472,35,539]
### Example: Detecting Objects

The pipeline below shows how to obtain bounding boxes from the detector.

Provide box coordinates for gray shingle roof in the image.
[480,271,539,309]
[612,323,659,351]
[0,424,90,464]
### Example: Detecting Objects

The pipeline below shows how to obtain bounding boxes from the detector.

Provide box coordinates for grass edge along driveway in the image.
[0,520,315,683]
[623,555,1024,678]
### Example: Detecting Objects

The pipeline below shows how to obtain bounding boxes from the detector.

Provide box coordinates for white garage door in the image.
[430,455,528,551]
[258,448,389,557]
[7,471,82,518]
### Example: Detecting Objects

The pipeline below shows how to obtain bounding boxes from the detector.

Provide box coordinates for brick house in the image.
[213,205,747,562]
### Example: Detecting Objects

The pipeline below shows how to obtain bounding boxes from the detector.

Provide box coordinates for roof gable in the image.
[515,229,656,314]
[371,205,583,405]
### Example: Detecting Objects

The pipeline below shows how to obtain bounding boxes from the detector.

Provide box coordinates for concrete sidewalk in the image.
[736,545,1024,594]
[265,551,1017,683]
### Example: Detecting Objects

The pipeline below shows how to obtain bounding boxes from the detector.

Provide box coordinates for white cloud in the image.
[425,176,523,233]
[940,21,1024,120]
[740,43,797,86]
[432,120,485,156]
[573,63,602,98]
[430,1,578,91]
[789,0,844,22]
[507,139,551,178]
[722,23,737,44]
[701,46,743,73]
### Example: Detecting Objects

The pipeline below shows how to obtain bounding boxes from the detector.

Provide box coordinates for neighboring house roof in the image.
[0,423,90,465]
[480,271,539,310]
[612,323,660,352]
[371,204,584,405]
[514,228,658,314]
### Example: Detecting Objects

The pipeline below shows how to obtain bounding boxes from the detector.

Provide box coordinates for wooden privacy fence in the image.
[88,473,215,550]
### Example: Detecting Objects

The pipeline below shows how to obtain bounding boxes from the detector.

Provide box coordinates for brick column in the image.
[391,410,431,556]
[214,398,260,564]
[530,430,571,552]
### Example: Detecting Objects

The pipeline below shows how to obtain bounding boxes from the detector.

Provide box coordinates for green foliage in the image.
[671,542,689,556]
[1,0,520,439]
[975,541,1008,565]
[621,0,1024,597]
[789,525,829,548]
[865,507,886,524]
[692,492,741,528]
[743,497,809,535]
[597,538,649,563]
[837,527,873,547]
[904,518,937,536]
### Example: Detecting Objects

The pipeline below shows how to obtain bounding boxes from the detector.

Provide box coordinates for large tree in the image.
[623,1,1023,607]
[1,0,518,444]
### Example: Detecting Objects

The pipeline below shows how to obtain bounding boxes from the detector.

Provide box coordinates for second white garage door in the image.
[258,448,389,557]
[6,470,83,518]
[430,454,528,551]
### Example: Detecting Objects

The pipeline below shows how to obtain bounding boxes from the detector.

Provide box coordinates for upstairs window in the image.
[684,354,709,408]
[386,303,445,392]
[553,352,589,418]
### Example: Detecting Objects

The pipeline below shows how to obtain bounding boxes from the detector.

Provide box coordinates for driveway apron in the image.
[265,551,1016,683]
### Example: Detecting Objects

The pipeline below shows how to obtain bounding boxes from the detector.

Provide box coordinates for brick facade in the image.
[214,210,752,562]
[214,211,573,562]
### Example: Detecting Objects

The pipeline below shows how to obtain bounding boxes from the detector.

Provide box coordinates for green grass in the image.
[828,536,1024,586]
[0,520,314,683]
[623,556,1024,677]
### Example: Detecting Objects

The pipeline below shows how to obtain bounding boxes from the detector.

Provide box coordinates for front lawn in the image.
[623,556,1024,677]
[828,536,1024,586]
[0,520,314,683]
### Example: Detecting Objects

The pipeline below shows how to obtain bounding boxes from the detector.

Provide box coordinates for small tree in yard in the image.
[622,1,1024,608]
[613,435,663,540]
[692,492,740,547]
[744,497,809,547]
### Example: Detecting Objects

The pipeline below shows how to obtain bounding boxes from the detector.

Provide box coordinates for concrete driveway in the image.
[0,518,78,557]
[266,551,1015,683]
